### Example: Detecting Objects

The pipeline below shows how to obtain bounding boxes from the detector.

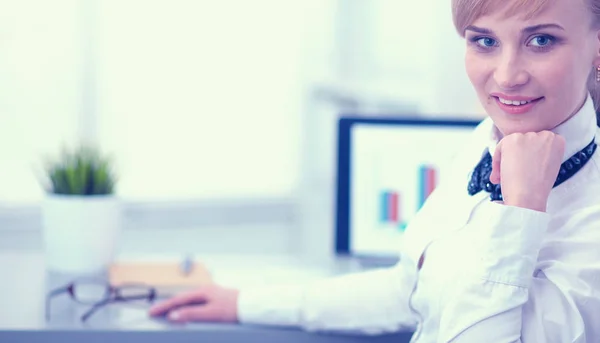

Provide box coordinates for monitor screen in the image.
[335,117,481,258]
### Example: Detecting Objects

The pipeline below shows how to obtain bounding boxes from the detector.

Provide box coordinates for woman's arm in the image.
[438,201,600,342]
[235,163,458,335]
[237,259,419,334]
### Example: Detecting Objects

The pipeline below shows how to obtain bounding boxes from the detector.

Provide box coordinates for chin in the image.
[493,119,552,137]
[488,114,539,137]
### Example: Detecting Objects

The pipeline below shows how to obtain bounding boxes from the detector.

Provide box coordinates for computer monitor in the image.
[335,116,481,258]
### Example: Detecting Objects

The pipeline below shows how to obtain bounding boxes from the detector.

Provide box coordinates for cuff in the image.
[237,284,304,327]
[469,201,550,287]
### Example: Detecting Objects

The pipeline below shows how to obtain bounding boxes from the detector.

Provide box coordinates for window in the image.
[96,0,317,201]
[0,1,82,204]
[0,1,479,238]
[1,0,334,206]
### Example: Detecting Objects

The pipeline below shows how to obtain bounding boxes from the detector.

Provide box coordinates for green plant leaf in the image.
[40,144,117,196]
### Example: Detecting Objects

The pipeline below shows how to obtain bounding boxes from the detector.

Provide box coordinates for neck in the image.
[554,94,588,131]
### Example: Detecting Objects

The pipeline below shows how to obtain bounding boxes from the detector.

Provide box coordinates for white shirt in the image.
[237,96,600,343]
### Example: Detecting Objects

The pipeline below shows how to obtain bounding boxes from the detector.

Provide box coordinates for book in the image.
[109,260,213,292]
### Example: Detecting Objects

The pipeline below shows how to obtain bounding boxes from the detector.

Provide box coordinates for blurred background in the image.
[0,0,485,259]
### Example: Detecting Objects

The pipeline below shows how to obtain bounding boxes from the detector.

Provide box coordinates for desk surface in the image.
[0,238,412,342]
[2,330,415,343]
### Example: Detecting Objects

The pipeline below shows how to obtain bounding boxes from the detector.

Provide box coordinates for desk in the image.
[2,330,415,343]
[0,247,413,342]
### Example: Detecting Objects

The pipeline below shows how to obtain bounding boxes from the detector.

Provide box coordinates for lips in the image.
[491,95,544,115]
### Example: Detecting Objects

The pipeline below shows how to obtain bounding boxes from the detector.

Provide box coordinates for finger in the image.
[148,289,208,316]
[489,141,502,185]
[555,134,566,156]
[168,305,217,323]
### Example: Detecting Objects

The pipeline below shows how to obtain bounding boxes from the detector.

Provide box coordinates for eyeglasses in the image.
[46,278,157,322]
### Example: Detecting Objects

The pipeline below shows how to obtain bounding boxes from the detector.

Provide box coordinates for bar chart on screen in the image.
[348,124,476,256]
[378,164,438,232]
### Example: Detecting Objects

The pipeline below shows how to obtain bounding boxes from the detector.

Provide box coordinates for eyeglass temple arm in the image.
[45,286,70,321]
[80,298,113,322]
[80,292,157,323]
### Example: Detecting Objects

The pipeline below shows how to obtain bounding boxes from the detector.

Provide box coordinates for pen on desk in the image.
[180,255,194,276]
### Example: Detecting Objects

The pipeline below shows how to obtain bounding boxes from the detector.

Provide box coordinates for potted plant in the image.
[40,145,121,274]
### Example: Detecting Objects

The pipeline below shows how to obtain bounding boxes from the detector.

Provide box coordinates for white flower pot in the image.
[42,195,122,274]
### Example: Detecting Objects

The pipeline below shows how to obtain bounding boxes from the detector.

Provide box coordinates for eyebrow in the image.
[465,23,565,35]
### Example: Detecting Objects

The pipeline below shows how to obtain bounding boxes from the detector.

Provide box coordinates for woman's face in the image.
[464,0,600,136]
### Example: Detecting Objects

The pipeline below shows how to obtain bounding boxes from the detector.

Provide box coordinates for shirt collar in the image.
[487,96,597,162]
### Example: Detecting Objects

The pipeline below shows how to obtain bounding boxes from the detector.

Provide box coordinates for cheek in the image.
[535,65,570,95]
[533,53,587,98]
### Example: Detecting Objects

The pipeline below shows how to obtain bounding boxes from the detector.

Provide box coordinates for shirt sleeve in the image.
[236,259,419,335]
[235,170,454,335]
[438,201,600,343]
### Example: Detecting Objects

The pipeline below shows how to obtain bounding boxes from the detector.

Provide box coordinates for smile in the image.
[491,95,544,115]
[498,97,533,106]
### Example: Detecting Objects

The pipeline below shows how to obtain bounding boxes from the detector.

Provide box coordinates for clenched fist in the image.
[489,131,566,212]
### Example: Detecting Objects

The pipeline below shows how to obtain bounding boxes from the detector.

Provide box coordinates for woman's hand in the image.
[148,284,240,323]
[489,131,565,212]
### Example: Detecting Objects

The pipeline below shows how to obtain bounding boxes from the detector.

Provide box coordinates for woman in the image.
[149,0,600,341]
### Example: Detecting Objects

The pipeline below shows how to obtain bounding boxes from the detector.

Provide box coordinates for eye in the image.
[475,37,498,48]
[528,35,554,48]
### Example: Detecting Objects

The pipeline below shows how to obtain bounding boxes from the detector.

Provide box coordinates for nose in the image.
[493,49,529,90]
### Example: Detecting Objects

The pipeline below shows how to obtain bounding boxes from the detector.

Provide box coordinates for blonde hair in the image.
[452,0,600,125]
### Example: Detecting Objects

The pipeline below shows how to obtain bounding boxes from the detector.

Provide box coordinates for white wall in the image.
[426,0,483,117]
